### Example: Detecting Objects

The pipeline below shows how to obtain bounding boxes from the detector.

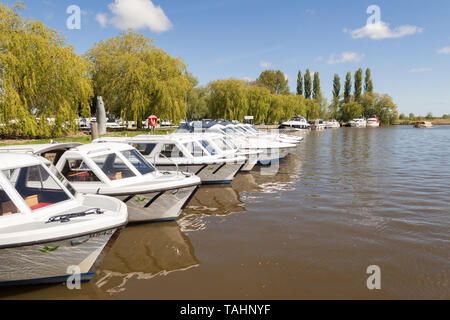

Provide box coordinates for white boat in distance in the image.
[0,152,128,286]
[231,123,303,145]
[326,120,341,129]
[94,134,247,184]
[349,118,367,128]
[308,119,326,131]
[367,116,381,127]
[178,121,297,165]
[0,143,201,223]
[279,116,311,131]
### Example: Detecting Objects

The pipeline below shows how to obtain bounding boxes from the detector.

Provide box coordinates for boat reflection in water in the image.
[93,222,199,294]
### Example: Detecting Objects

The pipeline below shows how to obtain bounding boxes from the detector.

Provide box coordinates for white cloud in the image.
[409,68,432,73]
[327,52,365,64]
[102,0,172,33]
[260,61,272,68]
[345,21,423,40]
[96,13,108,28]
[242,77,253,82]
[437,46,450,54]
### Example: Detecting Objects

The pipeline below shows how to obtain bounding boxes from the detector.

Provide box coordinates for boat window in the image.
[159,144,185,158]
[2,165,70,211]
[92,153,136,181]
[0,182,19,217]
[121,149,155,175]
[47,164,77,196]
[200,140,217,156]
[183,142,208,157]
[133,143,157,156]
[61,159,101,183]
[213,138,232,151]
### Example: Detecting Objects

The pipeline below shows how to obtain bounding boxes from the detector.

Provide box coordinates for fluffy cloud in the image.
[344,21,423,40]
[97,0,172,33]
[327,52,365,64]
[260,61,272,68]
[96,13,108,28]
[437,46,450,54]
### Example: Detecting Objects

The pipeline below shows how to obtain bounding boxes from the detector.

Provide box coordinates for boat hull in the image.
[0,228,119,286]
[157,163,243,184]
[115,185,199,223]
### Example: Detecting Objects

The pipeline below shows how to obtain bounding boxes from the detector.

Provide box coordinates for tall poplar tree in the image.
[344,72,352,104]
[333,74,341,99]
[365,68,374,93]
[354,68,363,101]
[304,69,312,99]
[297,71,303,96]
[313,72,321,100]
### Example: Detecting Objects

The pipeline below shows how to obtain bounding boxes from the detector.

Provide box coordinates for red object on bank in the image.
[148,115,158,128]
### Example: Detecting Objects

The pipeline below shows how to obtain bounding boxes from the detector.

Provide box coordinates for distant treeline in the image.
[1,3,400,140]
[187,68,399,125]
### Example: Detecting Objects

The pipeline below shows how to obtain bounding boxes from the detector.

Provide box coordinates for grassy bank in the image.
[0,129,175,146]
[396,118,450,126]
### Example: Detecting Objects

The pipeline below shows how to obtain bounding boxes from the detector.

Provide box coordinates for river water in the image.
[1,126,449,299]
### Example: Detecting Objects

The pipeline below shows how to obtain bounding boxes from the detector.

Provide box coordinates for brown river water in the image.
[1,126,449,299]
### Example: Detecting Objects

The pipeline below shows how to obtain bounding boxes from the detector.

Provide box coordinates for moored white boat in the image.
[349,118,367,128]
[326,120,341,129]
[94,135,247,184]
[0,153,128,286]
[367,116,381,127]
[308,119,326,131]
[279,116,311,131]
[0,144,201,223]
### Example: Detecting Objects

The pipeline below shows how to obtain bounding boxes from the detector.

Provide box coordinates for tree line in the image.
[1,3,400,139]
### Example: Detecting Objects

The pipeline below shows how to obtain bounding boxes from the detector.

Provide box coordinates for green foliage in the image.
[296,71,303,96]
[364,68,374,93]
[0,3,93,138]
[186,86,210,120]
[247,86,272,123]
[344,72,352,104]
[342,102,363,122]
[426,112,433,120]
[313,72,321,101]
[305,99,321,120]
[208,79,248,121]
[255,70,290,95]
[333,74,341,99]
[354,68,363,101]
[304,69,312,99]
[85,30,192,126]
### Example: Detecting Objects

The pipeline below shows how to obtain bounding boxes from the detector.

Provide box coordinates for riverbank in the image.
[0,129,174,146]
[396,118,450,125]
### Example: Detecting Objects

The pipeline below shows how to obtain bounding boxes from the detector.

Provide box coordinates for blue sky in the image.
[4,0,450,116]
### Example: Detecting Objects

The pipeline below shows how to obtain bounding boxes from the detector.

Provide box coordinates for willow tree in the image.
[255,70,290,95]
[0,3,93,138]
[208,79,248,121]
[246,85,271,123]
[85,30,192,126]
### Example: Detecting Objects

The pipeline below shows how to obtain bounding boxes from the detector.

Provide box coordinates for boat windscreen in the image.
[121,149,155,175]
[200,140,217,156]
[2,165,71,211]
[92,153,136,181]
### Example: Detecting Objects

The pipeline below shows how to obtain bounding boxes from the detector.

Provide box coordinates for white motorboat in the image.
[367,116,381,128]
[279,116,311,131]
[0,152,128,286]
[94,135,247,184]
[233,123,303,144]
[326,120,341,129]
[348,118,367,128]
[1,144,201,223]
[413,121,433,128]
[308,119,326,131]
[178,121,297,165]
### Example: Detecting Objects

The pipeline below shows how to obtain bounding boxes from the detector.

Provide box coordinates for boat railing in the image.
[153,153,181,176]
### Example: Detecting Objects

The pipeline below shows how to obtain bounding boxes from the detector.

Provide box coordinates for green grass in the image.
[0,129,175,146]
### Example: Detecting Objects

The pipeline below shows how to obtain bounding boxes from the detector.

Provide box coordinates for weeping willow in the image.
[0,3,93,138]
[85,31,192,126]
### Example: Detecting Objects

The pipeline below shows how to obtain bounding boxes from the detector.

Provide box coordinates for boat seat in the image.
[1,201,18,216]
